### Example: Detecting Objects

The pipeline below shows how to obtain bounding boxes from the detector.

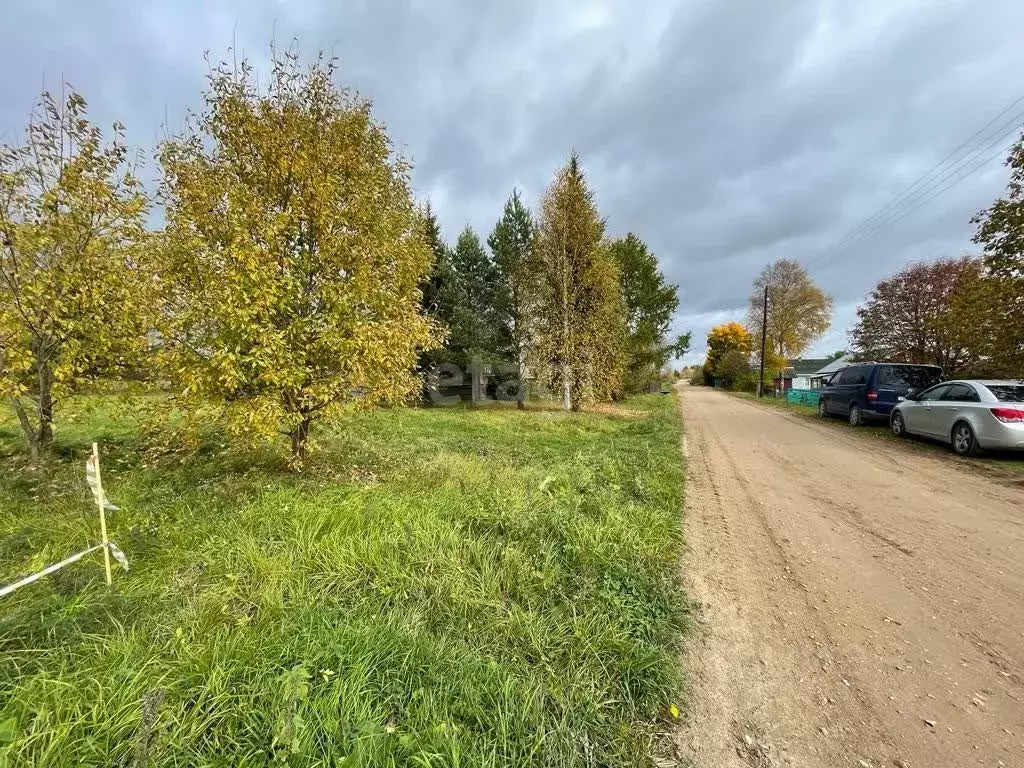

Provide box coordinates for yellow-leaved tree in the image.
[746,259,832,383]
[156,47,437,463]
[588,243,628,402]
[706,322,753,375]
[0,87,151,457]
[535,152,626,410]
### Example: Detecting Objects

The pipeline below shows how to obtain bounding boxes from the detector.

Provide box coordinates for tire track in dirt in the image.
[675,385,1024,768]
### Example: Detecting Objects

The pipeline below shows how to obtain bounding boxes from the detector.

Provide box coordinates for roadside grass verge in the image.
[725,389,1024,478]
[728,391,819,418]
[0,394,688,766]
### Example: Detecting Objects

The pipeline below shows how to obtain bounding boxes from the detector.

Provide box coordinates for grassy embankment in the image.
[0,394,688,766]
[729,389,1024,476]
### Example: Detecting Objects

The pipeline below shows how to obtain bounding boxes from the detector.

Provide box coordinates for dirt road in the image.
[677,385,1024,768]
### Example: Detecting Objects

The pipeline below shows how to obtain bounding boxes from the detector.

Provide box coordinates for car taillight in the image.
[866,390,878,401]
[991,407,1024,423]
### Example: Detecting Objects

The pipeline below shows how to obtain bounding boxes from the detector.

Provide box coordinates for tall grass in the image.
[0,395,688,766]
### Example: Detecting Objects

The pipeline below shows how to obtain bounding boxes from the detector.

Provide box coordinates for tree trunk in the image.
[570,377,583,412]
[11,397,40,459]
[561,359,572,412]
[516,348,526,410]
[560,207,574,413]
[289,416,311,462]
[470,356,480,407]
[10,361,55,458]
[37,363,54,449]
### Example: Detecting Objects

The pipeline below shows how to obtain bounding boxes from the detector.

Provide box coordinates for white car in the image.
[889,380,1024,456]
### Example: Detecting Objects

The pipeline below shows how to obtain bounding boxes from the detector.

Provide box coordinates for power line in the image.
[845,140,1014,237]
[808,117,1022,269]
[809,109,1024,268]
[807,92,1024,269]
[812,94,1024,261]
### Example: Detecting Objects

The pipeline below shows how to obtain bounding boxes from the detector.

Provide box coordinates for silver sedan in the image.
[889,380,1024,456]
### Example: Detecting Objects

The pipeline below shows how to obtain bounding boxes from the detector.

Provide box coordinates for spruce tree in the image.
[416,202,457,388]
[419,202,452,320]
[488,189,538,409]
[610,233,681,393]
[448,226,505,405]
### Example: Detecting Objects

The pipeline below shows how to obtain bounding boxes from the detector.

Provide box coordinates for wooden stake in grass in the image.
[89,442,113,587]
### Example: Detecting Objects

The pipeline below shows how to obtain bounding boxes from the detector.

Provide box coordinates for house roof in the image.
[787,357,832,376]
[810,353,855,377]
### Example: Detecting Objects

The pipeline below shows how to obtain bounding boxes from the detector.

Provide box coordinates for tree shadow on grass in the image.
[0,578,145,659]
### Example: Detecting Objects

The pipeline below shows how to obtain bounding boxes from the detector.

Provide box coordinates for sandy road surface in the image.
[676,385,1024,768]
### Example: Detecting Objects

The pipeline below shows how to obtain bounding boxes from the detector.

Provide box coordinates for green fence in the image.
[785,388,820,406]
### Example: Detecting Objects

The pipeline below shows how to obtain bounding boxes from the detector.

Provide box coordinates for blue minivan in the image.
[818,363,943,426]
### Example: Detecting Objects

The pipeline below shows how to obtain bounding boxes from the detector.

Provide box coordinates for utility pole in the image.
[757,285,768,398]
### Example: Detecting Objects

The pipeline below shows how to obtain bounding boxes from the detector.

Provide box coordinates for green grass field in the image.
[0,394,688,767]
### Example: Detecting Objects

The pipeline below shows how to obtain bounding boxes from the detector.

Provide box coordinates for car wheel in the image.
[849,405,863,427]
[891,411,907,438]
[818,398,828,418]
[951,421,979,457]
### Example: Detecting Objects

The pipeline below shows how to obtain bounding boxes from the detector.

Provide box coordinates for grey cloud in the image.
[3,0,1022,367]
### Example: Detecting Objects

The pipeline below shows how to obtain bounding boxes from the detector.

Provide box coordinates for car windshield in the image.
[985,384,1024,402]
[878,365,941,388]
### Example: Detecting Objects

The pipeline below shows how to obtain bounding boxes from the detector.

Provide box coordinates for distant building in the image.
[774,357,832,391]
[807,354,856,389]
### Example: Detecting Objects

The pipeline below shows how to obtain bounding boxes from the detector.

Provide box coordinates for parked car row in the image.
[817,362,1024,456]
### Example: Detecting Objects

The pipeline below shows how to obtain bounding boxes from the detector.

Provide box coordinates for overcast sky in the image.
[3,0,1023,364]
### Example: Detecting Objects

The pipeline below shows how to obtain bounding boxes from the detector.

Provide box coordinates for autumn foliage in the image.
[0,89,151,457]
[747,259,832,382]
[850,133,1024,378]
[1,45,689,463]
[960,132,1024,376]
[704,322,753,386]
[849,257,982,371]
[534,153,626,410]
[156,49,437,462]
